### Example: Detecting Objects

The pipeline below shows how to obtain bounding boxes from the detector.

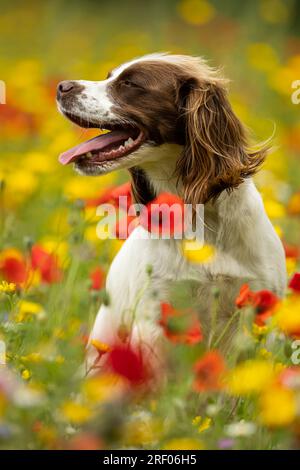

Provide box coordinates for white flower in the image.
[206,404,220,417]
[225,420,257,437]
[13,386,45,407]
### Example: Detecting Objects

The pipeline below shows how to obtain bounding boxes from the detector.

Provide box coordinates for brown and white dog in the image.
[57,53,286,370]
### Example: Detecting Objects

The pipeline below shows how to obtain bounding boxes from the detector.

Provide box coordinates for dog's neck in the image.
[130,144,182,203]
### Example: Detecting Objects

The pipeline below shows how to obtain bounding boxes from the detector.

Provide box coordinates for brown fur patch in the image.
[109,57,268,205]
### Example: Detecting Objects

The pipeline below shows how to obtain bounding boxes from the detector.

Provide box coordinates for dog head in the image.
[57,53,266,204]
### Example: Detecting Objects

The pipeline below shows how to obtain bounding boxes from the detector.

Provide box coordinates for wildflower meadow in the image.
[1,0,300,451]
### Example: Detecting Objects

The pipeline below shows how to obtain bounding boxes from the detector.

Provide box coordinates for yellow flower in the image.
[20,353,42,363]
[177,0,215,25]
[108,239,124,260]
[84,207,100,224]
[85,224,102,243]
[275,296,300,336]
[225,360,277,395]
[22,369,31,380]
[258,348,272,360]
[264,199,285,219]
[192,415,202,426]
[64,177,98,200]
[286,258,297,277]
[274,225,283,239]
[83,373,125,404]
[48,130,78,156]
[91,339,110,354]
[123,417,162,447]
[259,386,297,427]
[182,240,215,264]
[61,401,92,424]
[274,362,286,375]
[252,323,269,338]
[64,173,116,200]
[22,151,56,174]
[6,170,38,205]
[0,281,16,294]
[247,43,279,73]
[270,55,300,96]
[15,300,44,322]
[163,437,204,450]
[192,416,212,433]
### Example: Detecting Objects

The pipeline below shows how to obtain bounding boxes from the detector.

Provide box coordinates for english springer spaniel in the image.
[57,53,286,371]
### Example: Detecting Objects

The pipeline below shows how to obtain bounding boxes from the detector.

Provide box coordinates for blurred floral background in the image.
[1,0,300,450]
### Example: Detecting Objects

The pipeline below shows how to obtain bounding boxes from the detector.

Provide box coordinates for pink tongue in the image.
[59,130,131,165]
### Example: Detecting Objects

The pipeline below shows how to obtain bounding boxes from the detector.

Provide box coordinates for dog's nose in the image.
[57,80,76,97]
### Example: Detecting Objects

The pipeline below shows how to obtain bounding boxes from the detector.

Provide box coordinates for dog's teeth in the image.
[124,137,134,148]
[86,152,93,158]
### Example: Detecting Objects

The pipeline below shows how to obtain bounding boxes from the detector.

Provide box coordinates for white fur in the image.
[87,147,286,371]
[58,55,286,370]
[58,77,116,124]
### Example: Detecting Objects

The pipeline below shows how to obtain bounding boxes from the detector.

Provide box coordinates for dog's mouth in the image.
[58,113,145,166]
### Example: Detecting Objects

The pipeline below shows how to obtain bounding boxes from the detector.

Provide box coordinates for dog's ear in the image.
[176,79,268,206]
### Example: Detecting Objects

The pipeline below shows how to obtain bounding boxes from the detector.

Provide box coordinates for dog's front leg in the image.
[86,226,181,374]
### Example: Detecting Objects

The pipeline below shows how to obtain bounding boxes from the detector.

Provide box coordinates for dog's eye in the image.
[122,79,139,88]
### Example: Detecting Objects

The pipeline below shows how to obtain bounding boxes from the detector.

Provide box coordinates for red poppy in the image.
[139,193,185,237]
[0,103,37,136]
[289,273,300,294]
[159,302,203,345]
[278,366,300,389]
[31,245,62,283]
[283,242,300,260]
[89,267,105,290]
[115,214,138,239]
[253,290,279,312]
[235,284,255,308]
[106,344,149,386]
[235,284,279,326]
[109,182,133,210]
[86,182,134,238]
[67,433,103,450]
[252,290,279,326]
[0,255,28,284]
[193,350,225,392]
[85,182,132,211]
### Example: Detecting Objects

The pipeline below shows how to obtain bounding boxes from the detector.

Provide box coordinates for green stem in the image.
[212,309,240,349]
